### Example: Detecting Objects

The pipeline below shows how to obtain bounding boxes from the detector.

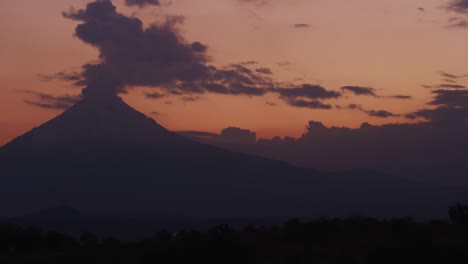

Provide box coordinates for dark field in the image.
[2,204,468,264]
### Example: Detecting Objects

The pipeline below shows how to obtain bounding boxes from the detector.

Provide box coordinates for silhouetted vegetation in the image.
[2,206,468,263]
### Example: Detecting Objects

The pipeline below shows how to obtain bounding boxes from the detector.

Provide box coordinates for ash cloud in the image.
[47,0,344,111]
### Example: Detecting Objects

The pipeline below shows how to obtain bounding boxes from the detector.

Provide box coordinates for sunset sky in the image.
[1,0,467,146]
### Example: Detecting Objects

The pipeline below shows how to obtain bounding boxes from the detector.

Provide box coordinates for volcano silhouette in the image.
[0,95,467,220]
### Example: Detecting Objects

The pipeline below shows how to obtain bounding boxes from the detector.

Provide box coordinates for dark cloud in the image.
[55,1,342,111]
[341,86,377,97]
[255,67,273,74]
[346,103,399,118]
[407,89,468,125]
[145,92,166,99]
[191,41,208,53]
[293,23,311,28]
[447,17,468,28]
[422,84,467,89]
[429,89,468,107]
[286,99,332,109]
[38,71,83,85]
[390,95,412,99]
[273,84,340,109]
[438,84,466,89]
[366,110,399,118]
[276,84,341,100]
[23,90,82,109]
[124,0,160,7]
[439,71,459,79]
[221,127,256,144]
[63,1,209,97]
[446,1,468,28]
[447,0,468,14]
[443,78,457,83]
[240,60,258,65]
[347,104,361,110]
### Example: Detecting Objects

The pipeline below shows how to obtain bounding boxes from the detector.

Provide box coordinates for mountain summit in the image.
[0,95,466,221]
[2,95,181,153]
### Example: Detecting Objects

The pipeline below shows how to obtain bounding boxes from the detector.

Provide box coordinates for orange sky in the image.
[1,0,467,146]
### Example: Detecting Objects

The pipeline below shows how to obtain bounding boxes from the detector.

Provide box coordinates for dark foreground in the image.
[1,205,468,264]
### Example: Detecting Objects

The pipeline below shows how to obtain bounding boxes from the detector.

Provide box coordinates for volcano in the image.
[0,95,466,222]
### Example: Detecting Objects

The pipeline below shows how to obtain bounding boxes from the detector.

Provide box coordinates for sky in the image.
[1,0,468,146]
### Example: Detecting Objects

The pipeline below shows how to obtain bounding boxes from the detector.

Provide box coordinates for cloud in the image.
[422,84,466,89]
[23,90,82,109]
[346,104,399,118]
[255,67,273,74]
[438,84,466,89]
[443,79,457,83]
[55,1,343,111]
[439,71,459,79]
[366,110,399,118]
[293,23,311,28]
[429,89,468,107]
[220,127,257,144]
[447,0,468,14]
[276,84,341,100]
[447,17,468,28]
[63,1,209,97]
[145,92,166,99]
[38,71,82,84]
[445,1,468,28]
[407,89,468,124]
[347,103,361,110]
[390,95,412,99]
[286,99,332,109]
[273,84,340,109]
[240,60,258,65]
[235,0,268,7]
[341,86,377,97]
[124,0,160,7]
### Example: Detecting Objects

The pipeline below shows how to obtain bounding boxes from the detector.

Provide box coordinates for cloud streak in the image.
[341,86,377,97]
[124,0,160,7]
[23,90,82,110]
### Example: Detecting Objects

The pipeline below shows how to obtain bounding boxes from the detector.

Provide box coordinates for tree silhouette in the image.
[449,203,468,225]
